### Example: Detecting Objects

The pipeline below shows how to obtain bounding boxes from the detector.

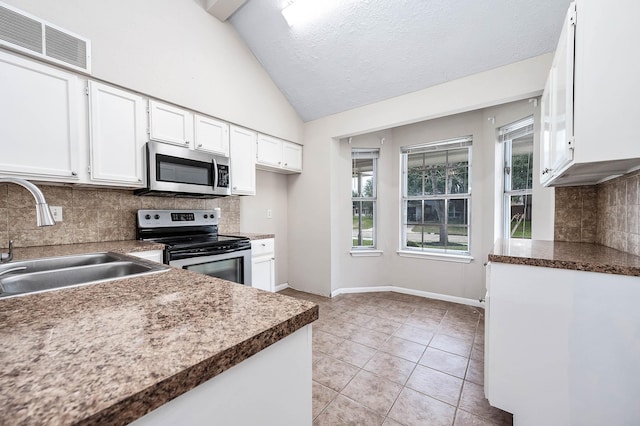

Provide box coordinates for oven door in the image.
[169,249,252,286]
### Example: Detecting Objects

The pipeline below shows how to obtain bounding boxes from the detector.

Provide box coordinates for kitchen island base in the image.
[132,325,312,426]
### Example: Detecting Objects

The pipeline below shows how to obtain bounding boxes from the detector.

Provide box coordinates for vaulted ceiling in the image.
[227,0,572,122]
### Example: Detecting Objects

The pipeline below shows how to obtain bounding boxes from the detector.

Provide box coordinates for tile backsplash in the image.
[555,170,640,256]
[0,184,240,249]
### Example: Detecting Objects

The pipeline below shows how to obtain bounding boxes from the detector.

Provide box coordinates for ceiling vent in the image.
[0,2,91,73]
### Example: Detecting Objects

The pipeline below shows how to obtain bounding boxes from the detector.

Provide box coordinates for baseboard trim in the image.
[331,285,484,308]
[275,283,290,292]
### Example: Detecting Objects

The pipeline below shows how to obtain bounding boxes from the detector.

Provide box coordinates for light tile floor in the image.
[279,288,513,426]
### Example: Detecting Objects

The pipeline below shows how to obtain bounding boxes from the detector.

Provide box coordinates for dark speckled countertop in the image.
[0,241,317,425]
[489,239,640,277]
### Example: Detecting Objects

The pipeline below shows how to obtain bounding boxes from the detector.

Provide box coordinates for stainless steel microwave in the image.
[135,141,231,198]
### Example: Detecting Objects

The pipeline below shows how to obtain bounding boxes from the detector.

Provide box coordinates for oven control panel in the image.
[137,209,220,228]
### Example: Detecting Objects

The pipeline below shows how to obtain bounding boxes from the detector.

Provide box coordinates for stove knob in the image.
[154,214,160,220]
[144,214,151,220]
[204,214,208,219]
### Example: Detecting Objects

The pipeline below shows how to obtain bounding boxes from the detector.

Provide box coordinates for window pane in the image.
[352,158,374,197]
[508,194,532,239]
[447,226,469,251]
[352,201,374,246]
[423,151,446,195]
[406,153,424,196]
[447,199,468,225]
[406,200,423,224]
[510,136,533,191]
[424,200,444,224]
[405,224,423,248]
[447,149,469,194]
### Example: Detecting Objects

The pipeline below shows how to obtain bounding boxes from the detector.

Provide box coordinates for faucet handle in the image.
[0,240,14,264]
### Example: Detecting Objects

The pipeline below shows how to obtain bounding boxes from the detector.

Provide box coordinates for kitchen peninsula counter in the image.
[489,238,640,277]
[0,243,318,425]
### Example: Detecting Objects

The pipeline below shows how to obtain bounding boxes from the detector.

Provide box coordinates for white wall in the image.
[288,54,554,297]
[3,0,303,142]
[239,170,289,284]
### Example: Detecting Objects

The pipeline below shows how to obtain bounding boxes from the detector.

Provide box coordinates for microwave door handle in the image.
[212,158,218,189]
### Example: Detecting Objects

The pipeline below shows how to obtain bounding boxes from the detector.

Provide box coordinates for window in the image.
[401,137,472,254]
[352,149,378,248]
[501,117,534,239]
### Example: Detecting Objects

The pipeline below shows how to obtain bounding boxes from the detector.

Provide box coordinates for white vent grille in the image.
[45,25,87,70]
[0,4,42,53]
[0,2,91,73]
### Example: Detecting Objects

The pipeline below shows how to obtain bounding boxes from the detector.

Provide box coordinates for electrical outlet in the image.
[267,208,273,219]
[50,206,63,222]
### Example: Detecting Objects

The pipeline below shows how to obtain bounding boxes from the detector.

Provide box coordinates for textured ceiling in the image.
[229,0,571,122]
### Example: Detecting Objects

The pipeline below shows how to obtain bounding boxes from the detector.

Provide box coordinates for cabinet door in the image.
[148,100,193,147]
[88,82,146,186]
[194,114,229,156]
[0,51,81,180]
[229,125,256,196]
[540,73,554,185]
[252,257,275,292]
[282,142,302,172]
[256,134,283,167]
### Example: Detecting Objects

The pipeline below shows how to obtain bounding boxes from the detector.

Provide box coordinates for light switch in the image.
[50,206,63,222]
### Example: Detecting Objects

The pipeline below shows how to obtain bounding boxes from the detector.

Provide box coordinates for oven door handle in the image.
[169,247,249,260]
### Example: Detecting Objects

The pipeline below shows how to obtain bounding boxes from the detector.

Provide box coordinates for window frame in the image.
[400,137,472,256]
[501,117,534,240]
[351,149,379,250]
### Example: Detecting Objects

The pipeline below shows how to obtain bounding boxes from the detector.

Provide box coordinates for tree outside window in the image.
[402,138,471,253]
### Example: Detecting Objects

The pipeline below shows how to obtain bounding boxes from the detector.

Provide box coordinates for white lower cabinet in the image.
[88,81,146,187]
[0,51,82,181]
[131,325,312,426]
[229,125,256,195]
[486,262,640,425]
[251,238,275,292]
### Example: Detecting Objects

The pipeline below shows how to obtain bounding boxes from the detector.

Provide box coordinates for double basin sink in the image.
[0,252,169,299]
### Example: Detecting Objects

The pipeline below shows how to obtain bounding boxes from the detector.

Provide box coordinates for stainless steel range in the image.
[136,209,251,285]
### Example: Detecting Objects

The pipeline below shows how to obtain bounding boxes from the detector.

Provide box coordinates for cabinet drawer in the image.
[251,239,274,257]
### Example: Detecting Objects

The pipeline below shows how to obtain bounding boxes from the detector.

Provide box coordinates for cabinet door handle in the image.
[185,141,190,145]
[233,186,237,190]
[71,171,78,176]
[197,143,203,148]
[284,163,288,166]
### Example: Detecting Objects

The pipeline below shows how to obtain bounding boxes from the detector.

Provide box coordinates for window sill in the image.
[396,250,474,263]
[350,250,383,257]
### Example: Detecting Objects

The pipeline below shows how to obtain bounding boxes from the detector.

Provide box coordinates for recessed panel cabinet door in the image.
[256,134,283,168]
[195,114,229,156]
[88,82,146,186]
[0,51,81,180]
[149,100,193,147]
[230,125,256,195]
[282,142,302,171]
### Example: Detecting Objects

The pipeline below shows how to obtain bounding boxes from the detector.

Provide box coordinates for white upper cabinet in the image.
[541,0,640,186]
[148,100,194,148]
[256,134,283,168]
[0,51,82,181]
[229,125,256,196]
[256,134,303,174]
[282,141,302,172]
[194,114,229,156]
[88,81,146,187]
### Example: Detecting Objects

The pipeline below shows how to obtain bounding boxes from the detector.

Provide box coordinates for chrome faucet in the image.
[0,177,56,264]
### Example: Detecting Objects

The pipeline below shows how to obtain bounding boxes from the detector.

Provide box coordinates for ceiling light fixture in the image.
[281,0,341,27]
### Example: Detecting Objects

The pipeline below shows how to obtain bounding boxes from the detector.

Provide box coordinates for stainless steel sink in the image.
[0,252,169,299]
